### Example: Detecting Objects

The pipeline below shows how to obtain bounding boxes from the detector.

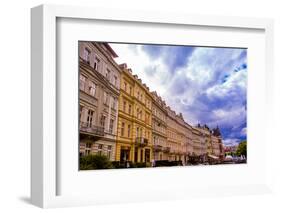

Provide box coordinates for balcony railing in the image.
[153,145,163,152]
[170,150,176,154]
[80,122,105,137]
[163,147,171,153]
[135,137,148,147]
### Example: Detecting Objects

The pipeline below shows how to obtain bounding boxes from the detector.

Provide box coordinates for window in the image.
[83,48,90,63]
[79,105,83,122]
[107,145,112,159]
[113,75,117,86]
[140,110,142,120]
[109,119,114,134]
[86,109,94,127]
[123,101,126,112]
[136,108,139,118]
[93,57,100,71]
[129,86,132,95]
[136,127,139,137]
[100,115,106,128]
[140,94,143,102]
[145,113,148,123]
[128,104,132,115]
[88,81,96,96]
[85,143,91,156]
[121,122,125,136]
[97,144,103,155]
[137,91,140,99]
[105,69,111,80]
[112,97,116,109]
[124,82,127,92]
[80,75,86,91]
[127,124,131,137]
[103,92,108,104]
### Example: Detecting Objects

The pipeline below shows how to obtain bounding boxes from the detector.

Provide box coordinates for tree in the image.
[236,141,247,157]
[80,154,114,170]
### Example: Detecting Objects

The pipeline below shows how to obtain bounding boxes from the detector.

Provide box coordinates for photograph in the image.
[78,41,247,170]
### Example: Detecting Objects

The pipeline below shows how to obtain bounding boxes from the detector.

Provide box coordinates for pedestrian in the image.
[126,160,130,168]
[152,159,155,167]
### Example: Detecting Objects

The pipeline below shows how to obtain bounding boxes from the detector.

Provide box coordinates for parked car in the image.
[223,155,234,164]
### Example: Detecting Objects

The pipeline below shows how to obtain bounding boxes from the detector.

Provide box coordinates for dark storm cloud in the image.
[160,46,247,145]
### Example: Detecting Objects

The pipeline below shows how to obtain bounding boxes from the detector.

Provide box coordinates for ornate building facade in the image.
[79,42,121,161]
[211,127,224,159]
[151,92,168,161]
[115,64,153,163]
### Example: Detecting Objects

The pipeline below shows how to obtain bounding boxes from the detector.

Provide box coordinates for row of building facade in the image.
[79,41,224,165]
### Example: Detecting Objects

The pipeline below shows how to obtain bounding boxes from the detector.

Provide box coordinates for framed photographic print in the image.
[78,41,245,170]
[31,4,274,208]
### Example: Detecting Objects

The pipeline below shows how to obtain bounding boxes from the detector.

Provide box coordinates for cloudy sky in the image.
[109,43,247,146]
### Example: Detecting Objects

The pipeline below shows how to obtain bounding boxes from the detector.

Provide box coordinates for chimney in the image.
[119,63,127,69]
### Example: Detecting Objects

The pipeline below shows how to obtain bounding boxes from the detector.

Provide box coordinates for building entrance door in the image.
[120,149,130,162]
[145,149,150,163]
[134,148,138,162]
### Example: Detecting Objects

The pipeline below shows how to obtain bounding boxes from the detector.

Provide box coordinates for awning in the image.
[208,154,219,160]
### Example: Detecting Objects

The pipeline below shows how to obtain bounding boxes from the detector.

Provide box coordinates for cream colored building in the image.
[151,91,168,161]
[184,122,193,159]
[191,127,202,156]
[196,125,225,160]
[79,42,121,161]
[210,127,224,158]
[166,107,188,161]
[174,113,189,164]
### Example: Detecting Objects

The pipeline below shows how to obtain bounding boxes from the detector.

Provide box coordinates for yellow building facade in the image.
[116,64,153,164]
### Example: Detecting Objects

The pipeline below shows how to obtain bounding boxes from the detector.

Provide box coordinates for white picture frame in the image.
[31,4,274,208]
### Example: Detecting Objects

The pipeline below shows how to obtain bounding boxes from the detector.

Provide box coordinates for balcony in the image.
[135,137,148,147]
[175,150,181,155]
[170,150,176,154]
[80,122,105,137]
[153,145,163,152]
[163,147,171,153]
[177,150,186,155]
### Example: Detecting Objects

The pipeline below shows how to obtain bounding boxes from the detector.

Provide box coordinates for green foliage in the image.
[80,154,114,170]
[236,141,247,157]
